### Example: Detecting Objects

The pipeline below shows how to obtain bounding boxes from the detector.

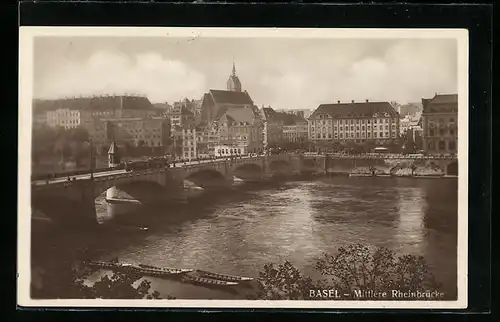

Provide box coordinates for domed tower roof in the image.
[227,62,242,92]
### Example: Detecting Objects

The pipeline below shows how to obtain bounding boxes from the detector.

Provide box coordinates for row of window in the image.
[313,131,397,139]
[311,124,396,132]
[311,118,395,125]
[426,140,457,151]
[217,148,244,155]
[428,128,456,136]
[427,117,455,124]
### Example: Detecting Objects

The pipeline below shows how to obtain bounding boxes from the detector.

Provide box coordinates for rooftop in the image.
[422,94,458,113]
[33,95,154,112]
[209,89,254,106]
[310,101,398,119]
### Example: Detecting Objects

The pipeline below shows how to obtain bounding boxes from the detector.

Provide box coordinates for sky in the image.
[33,36,458,110]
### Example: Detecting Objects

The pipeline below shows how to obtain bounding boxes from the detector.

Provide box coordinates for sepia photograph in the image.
[18,27,468,309]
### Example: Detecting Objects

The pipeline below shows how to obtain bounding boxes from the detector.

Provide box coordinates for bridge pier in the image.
[105,186,142,219]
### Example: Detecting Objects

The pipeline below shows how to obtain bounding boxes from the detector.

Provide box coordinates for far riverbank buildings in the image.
[308,100,400,148]
[421,93,458,155]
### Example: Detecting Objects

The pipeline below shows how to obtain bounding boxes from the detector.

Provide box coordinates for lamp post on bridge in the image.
[89,138,94,180]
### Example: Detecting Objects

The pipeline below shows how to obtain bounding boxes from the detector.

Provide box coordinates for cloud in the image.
[34,38,457,109]
[35,51,207,103]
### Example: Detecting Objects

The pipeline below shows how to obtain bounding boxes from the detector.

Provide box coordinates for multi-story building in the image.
[421,93,458,154]
[102,116,171,152]
[282,121,309,144]
[181,128,197,160]
[308,100,400,149]
[260,106,284,149]
[34,95,163,129]
[166,105,195,129]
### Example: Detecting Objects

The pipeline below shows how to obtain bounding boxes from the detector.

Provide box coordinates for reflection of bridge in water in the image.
[31,153,458,227]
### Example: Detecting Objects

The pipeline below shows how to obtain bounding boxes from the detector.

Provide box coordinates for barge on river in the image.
[83,261,193,277]
[196,269,253,282]
[182,274,239,287]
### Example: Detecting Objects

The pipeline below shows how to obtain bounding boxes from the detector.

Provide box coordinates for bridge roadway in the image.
[32,152,457,186]
[32,155,260,186]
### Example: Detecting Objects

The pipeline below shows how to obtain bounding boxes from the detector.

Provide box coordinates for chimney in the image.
[366,99,369,102]
[351,100,354,103]
[337,100,340,104]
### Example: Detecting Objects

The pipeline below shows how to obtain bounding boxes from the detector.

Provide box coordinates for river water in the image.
[32,176,458,300]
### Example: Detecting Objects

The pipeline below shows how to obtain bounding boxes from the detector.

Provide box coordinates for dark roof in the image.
[422,94,458,113]
[33,95,153,112]
[216,106,257,124]
[310,101,398,119]
[261,107,278,121]
[209,89,254,106]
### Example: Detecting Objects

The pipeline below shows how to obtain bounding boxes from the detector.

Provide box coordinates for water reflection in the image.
[394,187,426,254]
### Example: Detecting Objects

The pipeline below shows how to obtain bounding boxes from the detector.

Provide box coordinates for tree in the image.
[253,261,318,300]
[253,243,441,300]
[32,262,169,300]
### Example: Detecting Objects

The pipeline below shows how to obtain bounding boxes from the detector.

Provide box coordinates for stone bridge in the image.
[30,154,457,226]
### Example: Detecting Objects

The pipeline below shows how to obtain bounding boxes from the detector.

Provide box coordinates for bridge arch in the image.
[232,163,263,180]
[185,168,227,189]
[93,178,167,200]
[301,158,318,168]
[31,194,95,228]
[269,160,292,174]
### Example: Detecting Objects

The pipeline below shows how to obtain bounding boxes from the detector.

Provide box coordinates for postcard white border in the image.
[18,27,469,309]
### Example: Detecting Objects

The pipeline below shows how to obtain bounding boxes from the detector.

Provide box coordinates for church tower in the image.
[226,62,242,92]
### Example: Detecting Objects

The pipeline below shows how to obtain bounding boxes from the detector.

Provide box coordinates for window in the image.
[429,129,435,136]
[328,134,332,138]
[438,140,446,150]
[385,132,388,137]
[361,126,365,131]
[385,125,389,130]
[374,133,377,138]
[340,134,343,138]
[448,140,456,150]
[450,118,455,123]
[450,129,455,136]
[356,126,360,130]
[379,132,383,137]
[368,120,371,124]
[368,133,371,137]
[356,133,359,138]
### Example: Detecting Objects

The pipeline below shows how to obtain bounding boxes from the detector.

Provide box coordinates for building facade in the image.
[421,94,458,154]
[103,116,171,150]
[308,100,400,149]
[260,107,284,149]
[282,122,308,143]
[167,106,195,129]
[181,128,197,160]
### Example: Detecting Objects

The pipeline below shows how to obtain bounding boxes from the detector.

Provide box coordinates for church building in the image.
[199,63,264,154]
